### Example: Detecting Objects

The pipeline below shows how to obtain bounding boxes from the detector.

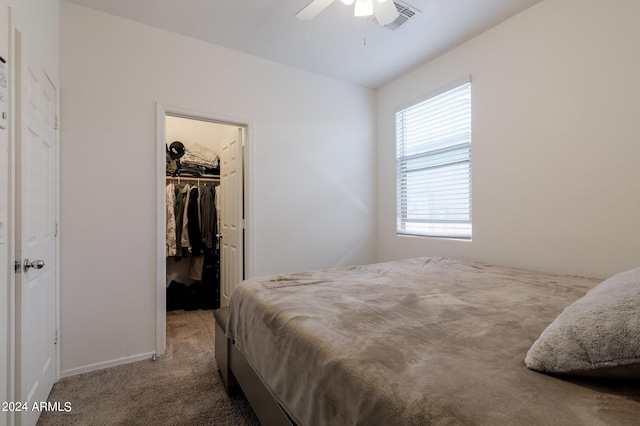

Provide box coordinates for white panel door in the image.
[15,29,57,426]
[220,128,244,307]
[0,4,9,425]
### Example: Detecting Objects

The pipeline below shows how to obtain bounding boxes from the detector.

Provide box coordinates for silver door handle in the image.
[24,258,45,271]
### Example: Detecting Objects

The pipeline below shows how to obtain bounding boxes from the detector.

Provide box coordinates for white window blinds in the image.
[396,80,472,239]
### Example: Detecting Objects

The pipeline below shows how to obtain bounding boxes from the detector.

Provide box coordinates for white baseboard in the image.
[60,351,156,378]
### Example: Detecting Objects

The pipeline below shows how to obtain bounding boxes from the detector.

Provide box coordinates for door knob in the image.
[24,258,45,271]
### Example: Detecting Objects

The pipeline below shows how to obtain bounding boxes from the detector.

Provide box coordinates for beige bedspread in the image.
[226,257,640,425]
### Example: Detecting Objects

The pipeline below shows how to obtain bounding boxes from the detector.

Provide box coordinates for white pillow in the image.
[525,267,640,378]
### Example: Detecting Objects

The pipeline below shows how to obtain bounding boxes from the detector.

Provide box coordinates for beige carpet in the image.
[38,310,259,425]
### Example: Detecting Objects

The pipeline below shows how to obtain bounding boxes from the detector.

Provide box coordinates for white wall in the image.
[376,0,640,279]
[59,2,375,375]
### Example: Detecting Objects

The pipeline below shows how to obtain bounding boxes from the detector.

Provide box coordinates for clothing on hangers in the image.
[200,183,216,250]
[166,183,177,257]
[180,184,192,248]
[174,183,186,257]
[165,176,221,309]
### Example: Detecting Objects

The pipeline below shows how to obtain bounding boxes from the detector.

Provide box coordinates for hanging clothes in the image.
[174,183,186,258]
[180,184,192,249]
[201,183,220,309]
[200,183,216,250]
[215,185,221,249]
[166,183,177,257]
[166,176,221,310]
[187,186,203,255]
[187,185,204,281]
[189,255,204,281]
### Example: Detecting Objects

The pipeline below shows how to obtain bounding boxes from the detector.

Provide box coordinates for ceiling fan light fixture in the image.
[372,0,400,25]
[297,0,408,26]
[354,0,373,17]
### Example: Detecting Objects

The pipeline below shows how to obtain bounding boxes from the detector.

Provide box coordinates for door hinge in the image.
[54,114,58,130]
[14,260,21,273]
[55,221,59,237]
[55,329,59,345]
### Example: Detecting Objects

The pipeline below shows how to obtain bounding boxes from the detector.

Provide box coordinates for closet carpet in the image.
[38,310,260,425]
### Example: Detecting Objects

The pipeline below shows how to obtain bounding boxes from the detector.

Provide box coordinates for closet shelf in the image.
[166,175,220,183]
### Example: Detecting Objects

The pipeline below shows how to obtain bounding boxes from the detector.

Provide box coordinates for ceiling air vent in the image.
[375,1,420,31]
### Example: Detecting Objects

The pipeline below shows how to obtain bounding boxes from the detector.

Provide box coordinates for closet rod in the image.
[166,176,220,183]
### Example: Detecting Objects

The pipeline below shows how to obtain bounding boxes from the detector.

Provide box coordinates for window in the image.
[396,79,472,239]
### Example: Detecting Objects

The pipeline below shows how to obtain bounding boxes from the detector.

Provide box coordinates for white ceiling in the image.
[65,0,542,89]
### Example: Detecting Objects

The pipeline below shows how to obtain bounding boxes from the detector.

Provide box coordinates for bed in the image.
[222,257,640,425]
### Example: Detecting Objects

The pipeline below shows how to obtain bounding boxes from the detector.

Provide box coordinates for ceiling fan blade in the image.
[372,0,399,25]
[296,0,336,20]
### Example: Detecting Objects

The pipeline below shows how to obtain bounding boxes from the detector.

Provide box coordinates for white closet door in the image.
[0,4,10,422]
[220,128,243,307]
[15,28,58,426]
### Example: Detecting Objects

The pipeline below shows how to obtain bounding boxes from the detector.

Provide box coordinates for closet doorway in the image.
[155,105,247,356]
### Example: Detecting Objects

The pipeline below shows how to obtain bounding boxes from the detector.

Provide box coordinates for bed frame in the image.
[214,307,293,426]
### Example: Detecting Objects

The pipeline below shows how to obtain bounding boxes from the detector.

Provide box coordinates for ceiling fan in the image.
[296,0,400,26]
